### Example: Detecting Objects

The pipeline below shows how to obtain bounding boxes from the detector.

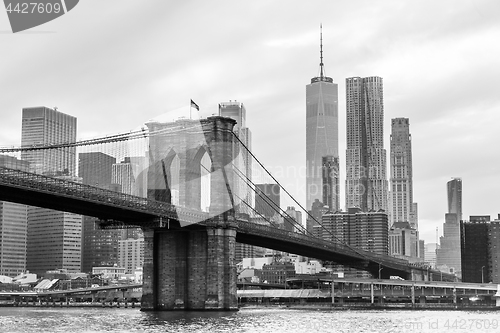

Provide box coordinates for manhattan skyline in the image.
[1,1,500,244]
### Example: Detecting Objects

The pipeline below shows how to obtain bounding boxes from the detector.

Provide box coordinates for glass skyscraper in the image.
[447,177,462,222]
[345,76,388,212]
[306,29,339,211]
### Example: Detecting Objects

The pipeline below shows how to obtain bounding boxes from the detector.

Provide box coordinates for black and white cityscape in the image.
[1,1,500,332]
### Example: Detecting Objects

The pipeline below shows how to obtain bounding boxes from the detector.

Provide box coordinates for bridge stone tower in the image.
[141,116,239,311]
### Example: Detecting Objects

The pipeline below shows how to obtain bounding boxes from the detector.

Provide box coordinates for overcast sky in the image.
[1,0,499,243]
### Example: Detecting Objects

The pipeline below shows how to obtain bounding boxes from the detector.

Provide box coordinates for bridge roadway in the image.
[0,166,441,280]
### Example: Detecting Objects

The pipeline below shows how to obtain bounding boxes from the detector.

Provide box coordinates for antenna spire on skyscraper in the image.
[320,23,324,80]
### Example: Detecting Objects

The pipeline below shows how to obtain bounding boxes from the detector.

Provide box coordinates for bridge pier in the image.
[141,218,238,311]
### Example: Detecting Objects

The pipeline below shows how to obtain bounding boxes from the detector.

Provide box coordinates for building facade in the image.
[345,77,388,212]
[0,155,30,277]
[390,118,417,228]
[424,243,438,268]
[436,213,461,276]
[315,207,389,255]
[261,261,296,285]
[460,216,490,283]
[21,107,77,175]
[306,29,339,210]
[322,155,340,212]
[219,101,253,215]
[78,152,122,273]
[255,184,280,219]
[21,107,82,275]
[448,178,462,222]
[306,199,328,234]
[460,215,500,284]
[389,221,420,261]
[436,178,463,277]
[118,237,144,274]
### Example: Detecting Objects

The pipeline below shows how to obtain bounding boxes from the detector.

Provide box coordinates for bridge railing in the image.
[235,219,363,258]
[0,166,208,223]
[235,219,411,269]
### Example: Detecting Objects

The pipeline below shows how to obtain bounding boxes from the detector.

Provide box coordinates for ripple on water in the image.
[1,307,499,333]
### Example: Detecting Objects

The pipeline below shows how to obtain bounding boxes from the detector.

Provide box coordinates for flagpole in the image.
[189,102,192,120]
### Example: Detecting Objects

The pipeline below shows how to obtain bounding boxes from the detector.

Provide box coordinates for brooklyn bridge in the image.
[0,116,448,311]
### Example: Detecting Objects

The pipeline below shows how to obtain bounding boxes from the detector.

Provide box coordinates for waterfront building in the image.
[92,266,127,281]
[306,27,339,210]
[345,77,388,212]
[461,215,500,283]
[389,118,417,228]
[261,261,296,285]
[0,155,30,277]
[118,237,144,274]
[21,107,82,275]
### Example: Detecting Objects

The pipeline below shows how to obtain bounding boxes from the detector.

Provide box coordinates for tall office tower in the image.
[436,213,461,276]
[447,178,462,222]
[255,184,280,219]
[460,216,490,283]
[79,152,122,273]
[21,107,82,275]
[345,77,388,212]
[390,118,417,227]
[436,178,463,277]
[322,156,340,211]
[219,101,253,215]
[306,27,339,210]
[0,155,29,277]
[21,107,77,175]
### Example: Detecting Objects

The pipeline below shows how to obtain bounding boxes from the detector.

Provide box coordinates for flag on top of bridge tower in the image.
[190,99,200,111]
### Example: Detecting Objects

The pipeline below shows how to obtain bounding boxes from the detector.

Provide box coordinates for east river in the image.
[1,307,499,333]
